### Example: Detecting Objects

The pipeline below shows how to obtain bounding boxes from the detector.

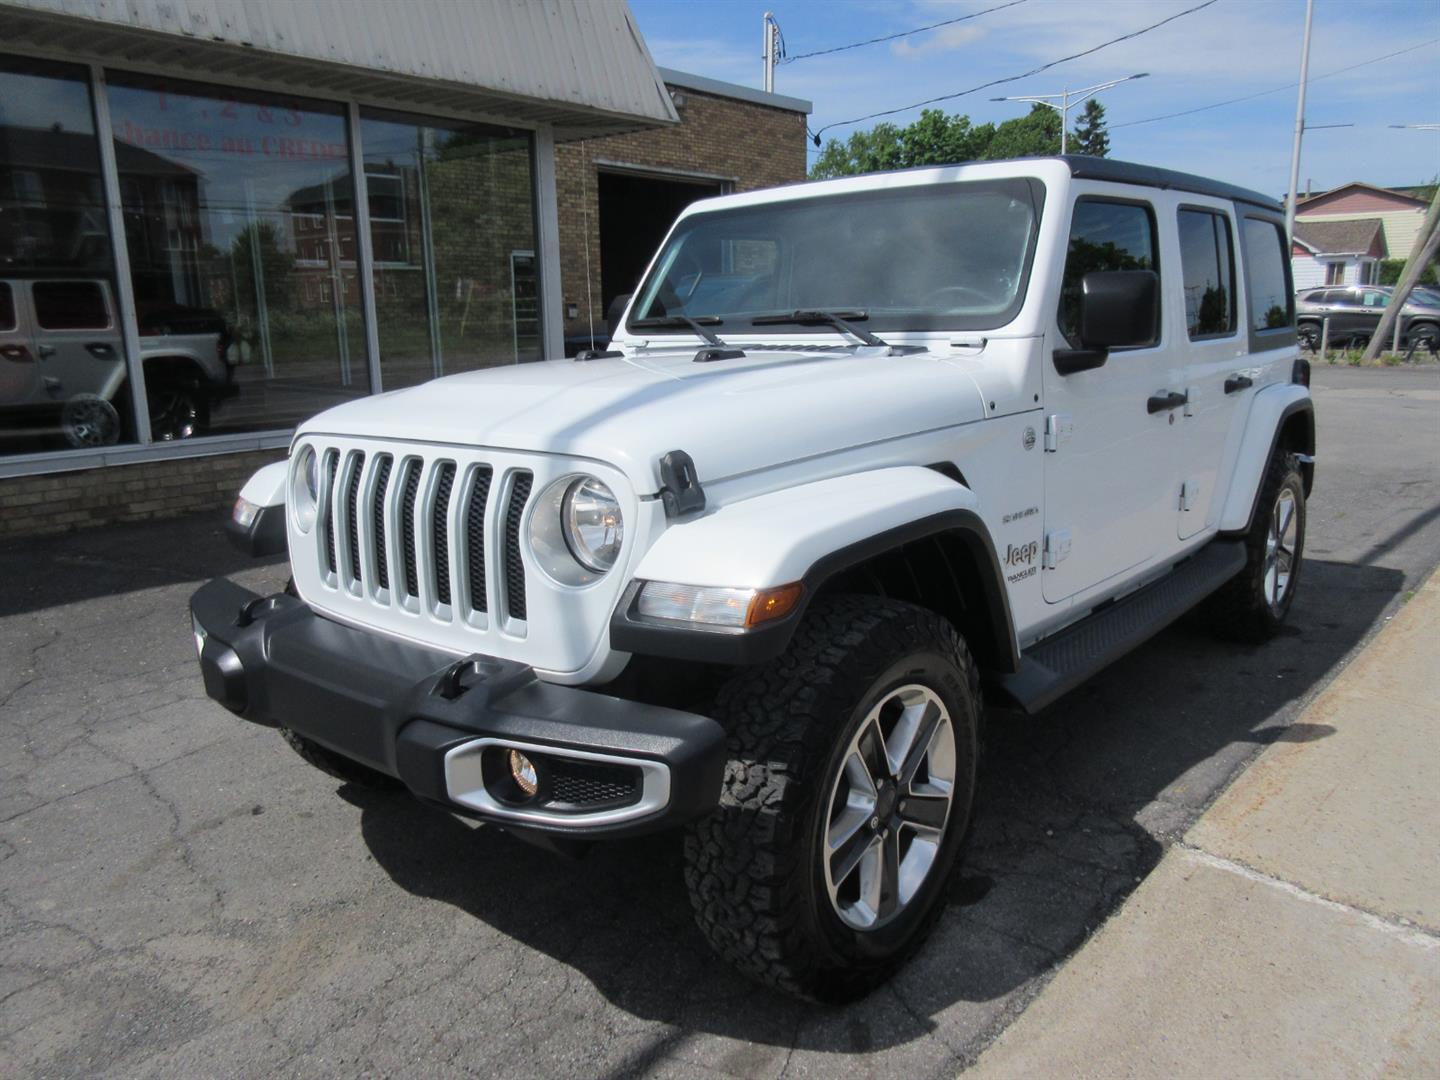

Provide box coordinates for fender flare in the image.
[1218,386,1315,535]
[610,467,1018,671]
[227,460,288,557]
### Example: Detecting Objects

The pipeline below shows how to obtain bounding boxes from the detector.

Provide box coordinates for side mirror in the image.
[1054,270,1159,375]
[605,293,632,340]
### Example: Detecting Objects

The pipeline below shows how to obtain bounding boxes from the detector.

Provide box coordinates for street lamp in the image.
[991,73,1149,155]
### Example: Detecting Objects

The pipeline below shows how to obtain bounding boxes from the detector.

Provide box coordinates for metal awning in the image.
[0,0,678,138]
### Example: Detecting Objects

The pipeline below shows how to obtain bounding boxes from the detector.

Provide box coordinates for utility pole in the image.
[992,74,1148,155]
[762,12,778,93]
[1285,0,1315,243]
[1362,185,1440,363]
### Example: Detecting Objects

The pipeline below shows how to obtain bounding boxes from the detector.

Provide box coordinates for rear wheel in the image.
[1409,322,1439,356]
[1205,451,1306,641]
[1297,322,1320,351]
[684,595,979,1001]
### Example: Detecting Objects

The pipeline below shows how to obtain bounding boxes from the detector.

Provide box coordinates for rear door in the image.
[1174,203,1245,539]
[0,281,41,407]
[29,280,127,402]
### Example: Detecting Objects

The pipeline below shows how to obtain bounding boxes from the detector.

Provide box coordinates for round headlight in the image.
[292,446,319,532]
[562,477,623,572]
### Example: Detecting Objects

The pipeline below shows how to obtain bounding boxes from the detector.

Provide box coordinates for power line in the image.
[781,0,1029,63]
[1111,37,1440,129]
[812,0,1219,143]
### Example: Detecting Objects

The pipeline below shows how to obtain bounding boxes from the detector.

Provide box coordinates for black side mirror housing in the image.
[1054,270,1160,375]
[606,293,632,340]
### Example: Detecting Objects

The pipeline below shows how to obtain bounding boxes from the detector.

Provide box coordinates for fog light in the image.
[191,613,208,659]
[509,749,539,797]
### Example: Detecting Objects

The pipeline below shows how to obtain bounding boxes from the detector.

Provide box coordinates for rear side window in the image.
[1060,199,1159,347]
[33,281,111,330]
[1177,209,1235,338]
[0,283,14,331]
[1241,218,1292,331]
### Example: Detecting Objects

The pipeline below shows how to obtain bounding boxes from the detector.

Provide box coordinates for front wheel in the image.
[684,595,979,1001]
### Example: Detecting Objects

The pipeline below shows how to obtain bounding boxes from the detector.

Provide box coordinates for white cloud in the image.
[890,23,986,57]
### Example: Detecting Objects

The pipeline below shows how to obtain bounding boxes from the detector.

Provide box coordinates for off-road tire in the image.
[279,727,401,789]
[683,595,980,1002]
[1206,450,1306,642]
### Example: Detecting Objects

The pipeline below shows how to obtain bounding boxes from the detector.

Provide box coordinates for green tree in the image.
[1071,98,1109,157]
[810,104,1065,179]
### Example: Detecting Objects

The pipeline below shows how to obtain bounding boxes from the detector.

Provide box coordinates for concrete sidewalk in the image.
[971,574,1440,1079]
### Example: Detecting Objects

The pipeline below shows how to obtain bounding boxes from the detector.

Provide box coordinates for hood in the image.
[298,346,990,493]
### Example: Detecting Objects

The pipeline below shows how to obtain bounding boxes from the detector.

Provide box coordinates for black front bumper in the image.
[190,578,726,838]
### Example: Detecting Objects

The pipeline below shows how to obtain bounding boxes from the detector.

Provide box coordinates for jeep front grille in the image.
[320,449,534,628]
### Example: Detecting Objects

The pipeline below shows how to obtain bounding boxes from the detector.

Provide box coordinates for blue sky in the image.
[628,0,1440,196]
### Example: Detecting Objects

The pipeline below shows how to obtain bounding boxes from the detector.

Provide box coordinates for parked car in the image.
[193,157,1314,1001]
[0,277,236,446]
[1295,284,1440,352]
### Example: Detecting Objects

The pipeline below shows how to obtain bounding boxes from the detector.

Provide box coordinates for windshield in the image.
[628,177,1044,334]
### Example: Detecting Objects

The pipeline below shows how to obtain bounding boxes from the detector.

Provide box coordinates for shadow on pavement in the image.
[349,556,1403,1054]
[0,510,284,615]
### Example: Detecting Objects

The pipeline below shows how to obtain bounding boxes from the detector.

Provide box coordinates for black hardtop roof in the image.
[789,155,1283,214]
[1058,156,1282,213]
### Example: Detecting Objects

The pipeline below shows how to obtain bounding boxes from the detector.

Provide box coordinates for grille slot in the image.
[323,450,338,576]
[503,473,532,621]
[466,467,493,614]
[432,463,456,607]
[344,451,365,586]
[371,455,392,591]
[399,459,422,598]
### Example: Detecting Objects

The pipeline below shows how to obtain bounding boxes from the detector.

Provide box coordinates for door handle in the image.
[1147,390,1188,414]
[0,344,31,362]
[85,342,116,358]
[1224,374,1253,395]
[37,344,56,358]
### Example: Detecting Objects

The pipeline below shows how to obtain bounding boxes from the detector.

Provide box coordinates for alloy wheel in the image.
[822,684,956,931]
[1264,487,1299,610]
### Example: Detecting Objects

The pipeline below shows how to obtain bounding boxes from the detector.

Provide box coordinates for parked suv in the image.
[1295,284,1440,352]
[192,157,1314,1001]
[0,277,235,446]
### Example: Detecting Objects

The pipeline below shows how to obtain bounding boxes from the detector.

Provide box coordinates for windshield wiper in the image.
[751,309,890,349]
[630,314,725,345]
[628,314,744,362]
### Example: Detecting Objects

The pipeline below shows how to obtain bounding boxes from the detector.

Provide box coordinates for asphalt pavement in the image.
[2,364,1437,1078]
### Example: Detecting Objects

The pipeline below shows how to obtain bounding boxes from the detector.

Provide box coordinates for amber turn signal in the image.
[745,583,804,628]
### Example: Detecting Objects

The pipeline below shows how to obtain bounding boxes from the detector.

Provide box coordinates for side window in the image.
[1361,290,1389,308]
[33,281,111,330]
[1177,209,1236,338]
[1059,199,1159,347]
[1329,289,1358,307]
[1242,218,1293,331]
[0,283,15,332]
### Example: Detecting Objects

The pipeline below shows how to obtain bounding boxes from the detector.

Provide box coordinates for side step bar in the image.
[998,540,1248,715]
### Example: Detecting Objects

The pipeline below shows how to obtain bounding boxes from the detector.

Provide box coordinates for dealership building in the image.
[0,0,808,537]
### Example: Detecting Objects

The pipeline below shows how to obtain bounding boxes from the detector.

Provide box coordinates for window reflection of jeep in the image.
[0,276,235,447]
[192,157,1315,1002]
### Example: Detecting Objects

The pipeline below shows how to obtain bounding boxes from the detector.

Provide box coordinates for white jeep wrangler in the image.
[192,156,1314,1001]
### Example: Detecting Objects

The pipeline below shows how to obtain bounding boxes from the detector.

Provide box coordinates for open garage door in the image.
[598,169,724,321]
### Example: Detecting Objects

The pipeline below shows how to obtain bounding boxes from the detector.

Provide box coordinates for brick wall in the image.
[555,87,809,340]
[0,449,284,540]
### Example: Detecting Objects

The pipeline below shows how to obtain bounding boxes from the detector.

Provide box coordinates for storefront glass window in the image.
[1,54,139,454]
[105,73,368,440]
[358,110,538,390]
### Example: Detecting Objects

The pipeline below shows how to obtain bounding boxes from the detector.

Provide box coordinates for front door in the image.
[0,281,41,409]
[1042,195,1186,604]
